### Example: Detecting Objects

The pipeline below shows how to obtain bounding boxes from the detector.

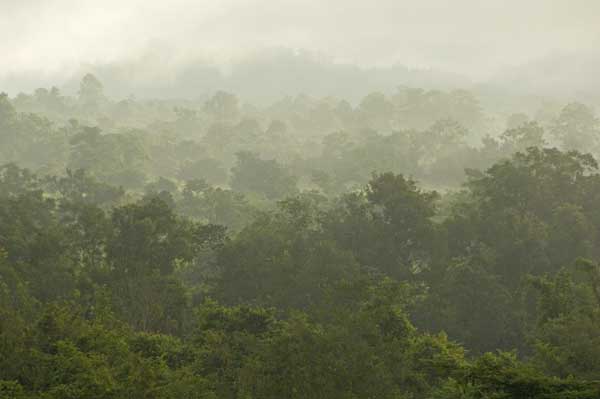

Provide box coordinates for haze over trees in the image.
[2,72,600,398]
[2,1,600,398]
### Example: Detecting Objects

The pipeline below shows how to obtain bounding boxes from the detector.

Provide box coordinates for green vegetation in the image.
[2,76,600,398]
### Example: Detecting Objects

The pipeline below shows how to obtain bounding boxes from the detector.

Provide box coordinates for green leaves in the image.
[230,151,298,200]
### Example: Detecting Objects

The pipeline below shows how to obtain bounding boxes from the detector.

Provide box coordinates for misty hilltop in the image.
[3,0,600,103]
[4,48,600,106]
[32,48,471,103]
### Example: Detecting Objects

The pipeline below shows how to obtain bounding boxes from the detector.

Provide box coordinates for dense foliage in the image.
[1,78,600,398]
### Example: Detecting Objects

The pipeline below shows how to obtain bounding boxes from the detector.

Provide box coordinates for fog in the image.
[2,0,600,100]
[4,2,600,397]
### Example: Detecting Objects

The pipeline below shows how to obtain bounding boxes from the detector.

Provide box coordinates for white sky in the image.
[1,0,599,80]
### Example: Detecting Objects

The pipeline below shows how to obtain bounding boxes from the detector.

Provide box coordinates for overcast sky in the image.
[1,0,599,82]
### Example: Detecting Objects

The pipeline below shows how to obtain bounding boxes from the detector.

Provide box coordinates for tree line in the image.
[1,77,600,397]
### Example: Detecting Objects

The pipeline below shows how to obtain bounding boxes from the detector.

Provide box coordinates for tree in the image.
[527,261,600,380]
[203,91,239,122]
[68,125,149,186]
[106,197,197,332]
[52,168,124,206]
[216,196,359,309]
[230,151,297,199]
[432,351,600,399]
[178,183,254,230]
[0,163,40,198]
[178,158,227,186]
[235,279,465,399]
[415,119,470,184]
[0,189,76,302]
[358,92,395,131]
[145,176,178,195]
[0,93,15,122]
[551,102,599,152]
[415,250,522,354]
[501,121,546,153]
[321,172,440,281]
[78,73,105,111]
[452,148,600,285]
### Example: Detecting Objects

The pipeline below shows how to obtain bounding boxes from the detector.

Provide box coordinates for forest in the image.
[1,69,600,398]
